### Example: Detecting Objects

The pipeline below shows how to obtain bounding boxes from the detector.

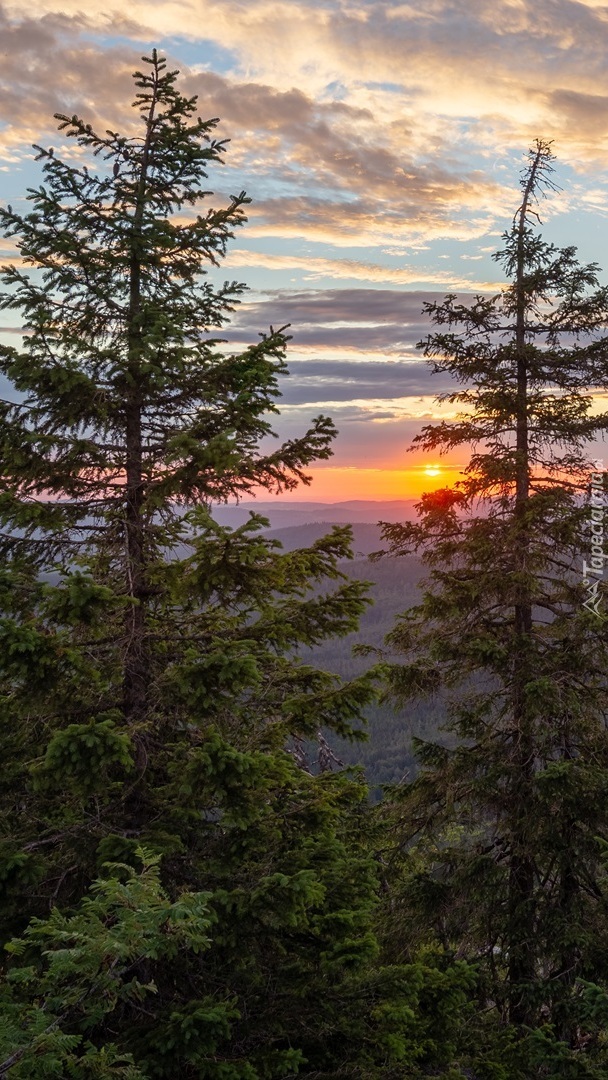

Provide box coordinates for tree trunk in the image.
[507,145,544,1026]
[122,60,159,734]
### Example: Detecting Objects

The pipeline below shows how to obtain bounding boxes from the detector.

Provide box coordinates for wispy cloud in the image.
[225,248,503,289]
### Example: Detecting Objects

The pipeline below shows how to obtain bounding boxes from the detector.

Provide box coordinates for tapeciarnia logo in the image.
[581,460,606,619]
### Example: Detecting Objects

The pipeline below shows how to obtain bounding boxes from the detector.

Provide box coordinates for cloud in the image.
[276,358,454,404]
[235,287,451,323]
[0,11,509,250]
[4,1,608,160]
[0,12,153,160]
[223,291,472,408]
[230,287,473,339]
[225,248,502,289]
[2,0,608,260]
[177,64,509,247]
[546,88,608,145]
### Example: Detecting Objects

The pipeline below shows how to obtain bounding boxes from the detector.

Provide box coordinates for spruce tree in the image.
[0,51,465,1079]
[378,141,608,1069]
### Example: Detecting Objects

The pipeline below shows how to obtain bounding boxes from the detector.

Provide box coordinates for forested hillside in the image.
[263,522,453,788]
[282,538,448,789]
[321,555,450,788]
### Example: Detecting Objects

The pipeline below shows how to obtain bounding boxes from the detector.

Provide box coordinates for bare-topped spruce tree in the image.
[379,141,608,1053]
[0,53,429,1079]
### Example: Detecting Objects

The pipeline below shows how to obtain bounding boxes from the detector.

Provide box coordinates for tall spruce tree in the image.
[0,52,473,1079]
[378,141,608,1071]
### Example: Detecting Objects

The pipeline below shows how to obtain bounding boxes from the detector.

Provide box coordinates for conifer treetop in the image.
[0,51,336,568]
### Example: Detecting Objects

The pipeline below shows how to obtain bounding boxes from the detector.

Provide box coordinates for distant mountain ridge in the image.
[211,499,420,531]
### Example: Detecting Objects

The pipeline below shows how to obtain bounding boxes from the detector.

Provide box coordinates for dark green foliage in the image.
[0,851,213,1079]
[0,51,460,1079]
[0,846,476,1079]
[379,141,608,1066]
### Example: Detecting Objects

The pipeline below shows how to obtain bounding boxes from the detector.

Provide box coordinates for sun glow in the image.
[424,466,442,477]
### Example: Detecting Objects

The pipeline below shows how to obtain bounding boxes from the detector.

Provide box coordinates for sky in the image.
[2,0,608,500]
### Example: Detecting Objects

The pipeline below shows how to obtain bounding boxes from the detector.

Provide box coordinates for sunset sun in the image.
[424,466,442,477]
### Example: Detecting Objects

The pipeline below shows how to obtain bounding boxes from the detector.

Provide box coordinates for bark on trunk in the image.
[122,58,160,732]
[507,145,543,1027]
